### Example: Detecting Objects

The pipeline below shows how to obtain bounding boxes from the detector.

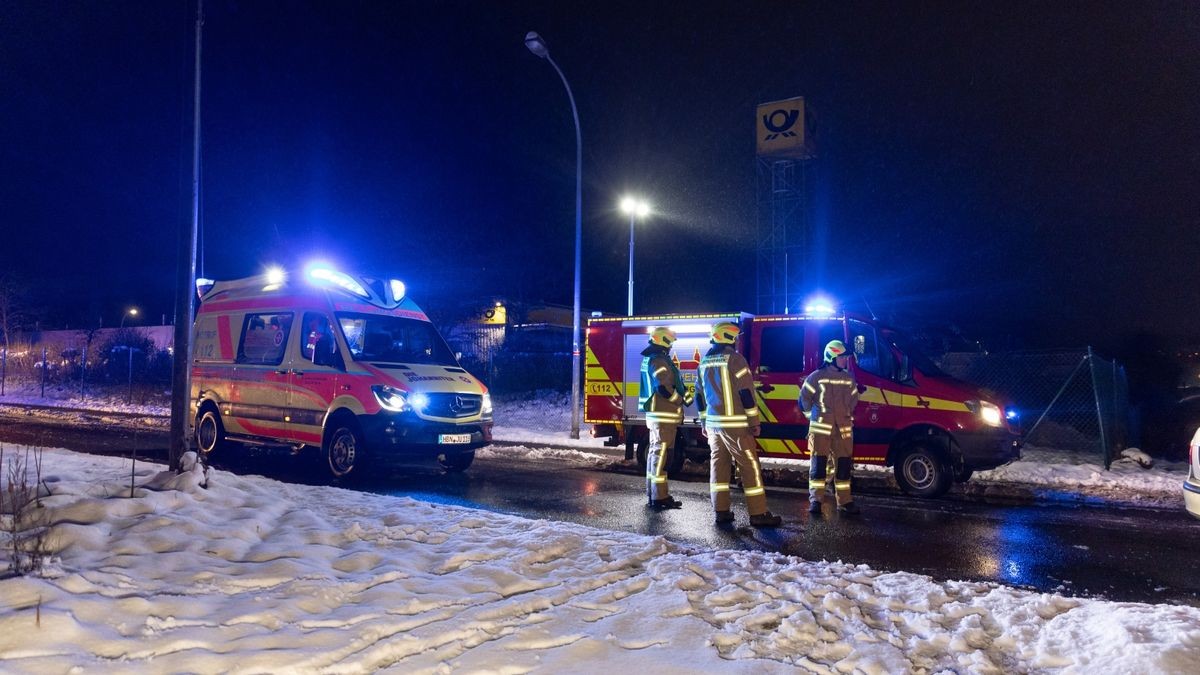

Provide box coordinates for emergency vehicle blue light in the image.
[410,392,430,411]
[308,267,369,298]
[265,266,286,285]
[1006,408,1019,421]
[802,294,837,315]
[390,279,406,301]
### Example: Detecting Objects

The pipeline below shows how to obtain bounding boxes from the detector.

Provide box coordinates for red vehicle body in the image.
[585,311,1021,497]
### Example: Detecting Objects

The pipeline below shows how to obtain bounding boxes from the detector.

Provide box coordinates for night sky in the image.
[2,2,1198,350]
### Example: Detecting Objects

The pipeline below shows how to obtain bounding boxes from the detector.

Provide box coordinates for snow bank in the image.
[1,447,1197,673]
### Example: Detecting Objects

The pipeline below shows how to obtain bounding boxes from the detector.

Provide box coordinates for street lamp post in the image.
[120,308,139,328]
[526,30,583,439]
[619,197,651,316]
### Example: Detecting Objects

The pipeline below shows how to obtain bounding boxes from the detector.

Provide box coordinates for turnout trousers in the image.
[808,422,855,505]
[708,427,768,516]
[646,420,678,501]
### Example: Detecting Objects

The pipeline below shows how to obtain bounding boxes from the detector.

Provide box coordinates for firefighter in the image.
[800,339,861,514]
[694,321,782,527]
[640,327,689,509]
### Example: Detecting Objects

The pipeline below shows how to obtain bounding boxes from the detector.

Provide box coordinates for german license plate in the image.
[438,433,471,444]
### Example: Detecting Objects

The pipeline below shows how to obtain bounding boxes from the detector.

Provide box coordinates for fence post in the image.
[41,346,47,397]
[1,347,5,396]
[80,343,87,398]
[128,347,134,404]
[1087,346,1111,469]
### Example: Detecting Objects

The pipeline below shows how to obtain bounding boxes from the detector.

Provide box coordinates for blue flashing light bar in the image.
[308,267,369,298]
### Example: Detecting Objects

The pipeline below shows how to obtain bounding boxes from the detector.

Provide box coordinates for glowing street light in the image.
[619,196,651,316]
[121,308,140,328]
[526,30,584,439]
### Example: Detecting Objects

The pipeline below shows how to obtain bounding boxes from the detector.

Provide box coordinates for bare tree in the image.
[0,274,30,357]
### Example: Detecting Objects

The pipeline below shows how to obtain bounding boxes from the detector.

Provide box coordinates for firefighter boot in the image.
[837,501,861,515]
[714,510,734,524]
[649,496,683,510]
[749,511,783,527]
[808,499,823,514]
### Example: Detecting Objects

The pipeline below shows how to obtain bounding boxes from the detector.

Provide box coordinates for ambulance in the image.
[585,308,1022,497]
[191,266,492,479]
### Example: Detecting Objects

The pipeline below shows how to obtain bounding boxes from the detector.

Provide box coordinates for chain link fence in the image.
[937,348,1130,467]
[0,328,173,405]
[441,322,577,443]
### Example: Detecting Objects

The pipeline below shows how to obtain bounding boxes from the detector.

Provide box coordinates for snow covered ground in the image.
[1,447,1197,673]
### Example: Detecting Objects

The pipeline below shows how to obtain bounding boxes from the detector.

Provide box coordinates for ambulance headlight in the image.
[481,393,493,415]
[372,385,410,412]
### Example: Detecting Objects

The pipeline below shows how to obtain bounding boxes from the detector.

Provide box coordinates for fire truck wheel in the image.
[195,407,227,460]
[438,450,475,473]
[895,443,951,497]
[325,421,365,479]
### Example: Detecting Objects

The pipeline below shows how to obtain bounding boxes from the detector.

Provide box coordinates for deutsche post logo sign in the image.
[756,96,815,159]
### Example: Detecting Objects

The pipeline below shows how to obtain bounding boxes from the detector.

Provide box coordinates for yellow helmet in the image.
[649,327,677,348]
[710,321,741,345]
[824,339,849,362]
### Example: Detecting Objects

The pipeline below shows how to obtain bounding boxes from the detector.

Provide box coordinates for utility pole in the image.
[169,0,203,471]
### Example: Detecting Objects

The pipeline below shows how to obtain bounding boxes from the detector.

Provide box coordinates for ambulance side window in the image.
[237,313,293,365]
[848,318,894,380]
[758,324,805,373]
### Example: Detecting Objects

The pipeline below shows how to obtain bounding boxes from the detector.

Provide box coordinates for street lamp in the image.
[120,308,139,328]
[526,30,583,439]
[619,196,651,316]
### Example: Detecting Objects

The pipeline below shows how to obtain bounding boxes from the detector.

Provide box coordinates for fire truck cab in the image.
[585,310,1021,497]
[191,266,492,479]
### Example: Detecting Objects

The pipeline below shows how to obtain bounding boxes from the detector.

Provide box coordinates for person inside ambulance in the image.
[640,327,689,510]
[800,339,861,515]
[695,321,782,527]
[304,315,337,367]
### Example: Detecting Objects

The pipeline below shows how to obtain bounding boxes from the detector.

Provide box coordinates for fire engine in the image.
[585,307,1021,497]
[191,265,492,479]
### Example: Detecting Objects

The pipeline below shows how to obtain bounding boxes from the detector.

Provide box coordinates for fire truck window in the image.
[848,318,893,379]
[758,324,805,373]
[237,313,292,365]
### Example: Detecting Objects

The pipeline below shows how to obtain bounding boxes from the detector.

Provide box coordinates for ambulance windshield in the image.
[337,313,458,366]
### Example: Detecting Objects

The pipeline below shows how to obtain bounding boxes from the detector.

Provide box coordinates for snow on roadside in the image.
[0,447,1197,673]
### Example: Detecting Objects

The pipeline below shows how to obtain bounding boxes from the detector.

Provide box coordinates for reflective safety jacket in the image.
[640,345,686,424]
[800,363,859,428]
[695,345,760,431]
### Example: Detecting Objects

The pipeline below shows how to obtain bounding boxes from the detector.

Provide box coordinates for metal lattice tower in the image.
[756,157,812,314]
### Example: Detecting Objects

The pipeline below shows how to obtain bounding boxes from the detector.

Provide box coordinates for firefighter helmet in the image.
[649,327,677,348]
[824,339,849,363]
[710,321,741,345]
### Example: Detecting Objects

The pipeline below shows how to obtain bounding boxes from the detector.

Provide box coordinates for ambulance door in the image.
[287,311,344,447]
[231,311,293,441]
[846,318,902,462]
[750,321,809,457]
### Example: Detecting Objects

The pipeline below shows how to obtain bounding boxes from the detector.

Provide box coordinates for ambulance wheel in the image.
[895,443,951,497]
[439,450,475,473]
[324,420,365,480]
[195,406,227,461]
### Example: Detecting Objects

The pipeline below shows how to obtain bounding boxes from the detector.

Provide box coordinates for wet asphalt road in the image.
[2,416,1199,607]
